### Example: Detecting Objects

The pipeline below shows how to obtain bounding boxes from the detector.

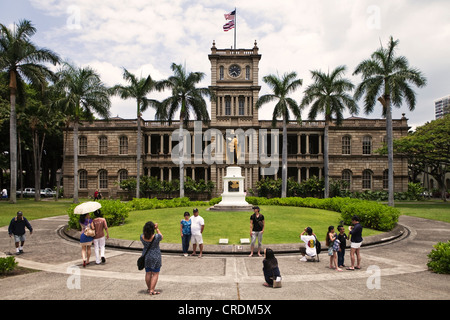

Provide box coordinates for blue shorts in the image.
[145,267,161,273]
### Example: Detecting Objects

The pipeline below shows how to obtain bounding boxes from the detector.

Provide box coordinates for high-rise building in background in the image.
[435,95,450,119]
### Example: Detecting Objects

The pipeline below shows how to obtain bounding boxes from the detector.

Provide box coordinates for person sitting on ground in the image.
[299,227,317,261]
[262,248,281,287]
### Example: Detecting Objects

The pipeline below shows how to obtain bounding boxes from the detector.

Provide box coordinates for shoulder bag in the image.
[137,238,153,270]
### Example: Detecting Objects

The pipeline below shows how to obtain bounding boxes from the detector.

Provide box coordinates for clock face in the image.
[229,64,241,77]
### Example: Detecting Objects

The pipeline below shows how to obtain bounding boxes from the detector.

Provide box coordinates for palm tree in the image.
[256,72,303,198]
[160,63,211,198]
[110,68,165,199]
[353,36,427,207]
[300,66,358,198]
[0,19,60,203]
[54,62,111,203]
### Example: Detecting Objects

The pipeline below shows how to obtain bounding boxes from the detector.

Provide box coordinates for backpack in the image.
[314,235,321,262]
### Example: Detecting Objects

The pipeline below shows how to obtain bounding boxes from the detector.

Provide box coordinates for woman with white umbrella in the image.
[74,201,101,267]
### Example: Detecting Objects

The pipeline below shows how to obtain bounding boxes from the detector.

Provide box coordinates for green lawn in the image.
[107,206,381,245]
[394,202,450,223]
[2,199,449,245]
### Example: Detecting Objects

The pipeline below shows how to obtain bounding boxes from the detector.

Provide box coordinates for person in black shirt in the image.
[347,215,363,270]
[249,206,265,257]
[337,225,348,268]
[8,211,33,255]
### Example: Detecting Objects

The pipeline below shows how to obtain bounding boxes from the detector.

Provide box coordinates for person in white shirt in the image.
[189,208,204,258]
[1,188,7,200]
[299,227,317,261]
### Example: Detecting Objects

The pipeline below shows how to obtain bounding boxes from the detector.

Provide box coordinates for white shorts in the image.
[350,241,362,249]
[191,234,203,245]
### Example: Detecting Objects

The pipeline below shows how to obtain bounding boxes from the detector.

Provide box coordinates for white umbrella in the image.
[73,201,102,215]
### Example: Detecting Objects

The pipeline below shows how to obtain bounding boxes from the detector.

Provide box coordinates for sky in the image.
[1,0,449,130]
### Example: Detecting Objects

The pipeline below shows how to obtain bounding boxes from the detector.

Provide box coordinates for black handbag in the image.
[137,239,153,270]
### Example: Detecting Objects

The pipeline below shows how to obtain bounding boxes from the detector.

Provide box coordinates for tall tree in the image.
[110,68,164,198]
[160,63,211,198]
[353,36,427,206]
[301,66,358,198]
[0,19,60,203]
[54,62,110,203]
[256,72,302,198]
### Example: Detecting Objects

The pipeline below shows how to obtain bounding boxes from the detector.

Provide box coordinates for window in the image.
[383,169,389,189]
[245,66,250,80]
[238,96,245,115]
[119,136,128,155]
[79,170,88,189]
[363,136,372,155]
[342,136,351,155]
[98,170,108,189]
[99,136,108,155]
[118,169,128,188]
[219,66,224,80]
[225,96,231,115]
[79,136,87,155]
[341,170,352,189]
[362,170,372,189]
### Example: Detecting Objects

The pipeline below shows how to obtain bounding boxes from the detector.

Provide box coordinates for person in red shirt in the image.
[92,209,109,264]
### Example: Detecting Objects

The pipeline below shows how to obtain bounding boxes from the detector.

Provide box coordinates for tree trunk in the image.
[73,121,79,203]
[324,122,329,198]
[179,116,185,198]
[136,114,141,199]
[281,117,287,198]
[9,86,17,204]
[32,129,41,201]
[385,96,395,207]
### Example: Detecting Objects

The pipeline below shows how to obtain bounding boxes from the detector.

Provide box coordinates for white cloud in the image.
[9,0,447,127]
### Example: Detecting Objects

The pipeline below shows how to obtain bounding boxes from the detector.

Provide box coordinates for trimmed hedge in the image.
[68,196,399,232]
[245,196,400,231]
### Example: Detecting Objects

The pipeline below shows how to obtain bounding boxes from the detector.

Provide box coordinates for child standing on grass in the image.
[326,226,342,271]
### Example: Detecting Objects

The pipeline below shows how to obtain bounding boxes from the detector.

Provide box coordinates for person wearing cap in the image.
[190,208,204,257]
[249,206,265,257]
[8,211,33,255]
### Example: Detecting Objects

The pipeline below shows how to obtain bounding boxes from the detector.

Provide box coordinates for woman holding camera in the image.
[141,221,163,295]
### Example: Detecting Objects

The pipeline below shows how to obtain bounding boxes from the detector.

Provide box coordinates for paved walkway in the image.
[1,215,449,302]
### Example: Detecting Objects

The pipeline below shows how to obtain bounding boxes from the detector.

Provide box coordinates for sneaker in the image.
[101,257,106,263]
[300,256,307,262]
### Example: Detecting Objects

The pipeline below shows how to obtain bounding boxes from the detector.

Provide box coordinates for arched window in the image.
[363,136,372,155]
[362,170,372,189]
[98,169,108,189]
[341,169,352,189]
[79,136,87,155]
[79,169,88,189]
[99,136,108,155]
[118,169,128,188]
[245,65,250,80]
[342,135,351,155]
[119,136,128,155]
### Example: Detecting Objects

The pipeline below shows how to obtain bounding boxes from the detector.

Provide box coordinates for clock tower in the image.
[208,41,261,127]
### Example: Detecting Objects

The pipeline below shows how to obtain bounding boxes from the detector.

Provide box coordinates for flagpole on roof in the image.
[234,7,237,50]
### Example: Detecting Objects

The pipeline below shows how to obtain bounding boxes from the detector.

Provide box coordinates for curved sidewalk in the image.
[1,215,449,301]
[62,221,408,255]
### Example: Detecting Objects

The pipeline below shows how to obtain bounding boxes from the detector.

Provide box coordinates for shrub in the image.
[245,196,400,231]
[427,241,450,274]
[0,256,18,274]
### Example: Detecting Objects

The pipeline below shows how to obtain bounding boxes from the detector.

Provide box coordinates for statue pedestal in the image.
[208,166,253,211]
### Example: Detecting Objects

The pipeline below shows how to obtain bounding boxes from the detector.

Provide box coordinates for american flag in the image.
[224,10,235,20]
[223,20,235,32]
